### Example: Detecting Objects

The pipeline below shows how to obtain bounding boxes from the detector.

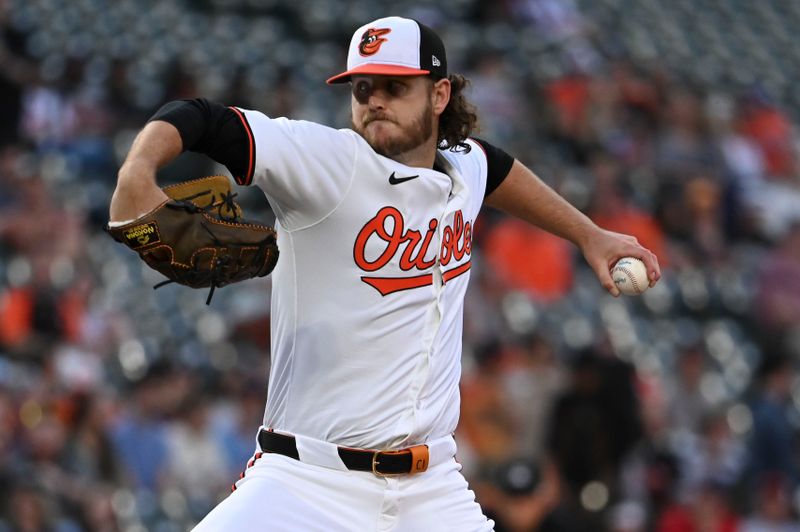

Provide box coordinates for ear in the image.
[431,78,451,116]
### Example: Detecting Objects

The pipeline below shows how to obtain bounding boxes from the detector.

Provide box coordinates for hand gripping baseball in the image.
[106,175,279,304]
[581,228,660,297]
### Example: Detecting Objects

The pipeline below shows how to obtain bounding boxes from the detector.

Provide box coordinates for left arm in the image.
[485,160,661,296]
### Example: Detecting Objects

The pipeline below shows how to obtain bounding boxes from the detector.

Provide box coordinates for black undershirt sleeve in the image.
[149,98,253,184]
[471,137,515,198]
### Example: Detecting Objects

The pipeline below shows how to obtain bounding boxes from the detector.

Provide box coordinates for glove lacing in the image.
[152,187,274,305]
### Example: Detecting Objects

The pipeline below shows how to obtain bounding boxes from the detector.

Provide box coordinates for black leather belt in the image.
[258,429,429,476]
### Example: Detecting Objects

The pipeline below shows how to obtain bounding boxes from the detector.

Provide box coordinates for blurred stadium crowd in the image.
[1,0,800,530]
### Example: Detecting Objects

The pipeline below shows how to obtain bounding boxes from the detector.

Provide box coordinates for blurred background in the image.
[1,0,800,530]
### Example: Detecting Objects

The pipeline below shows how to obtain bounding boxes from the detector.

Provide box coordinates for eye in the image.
[353,80,371,103]
[387,80,407,97]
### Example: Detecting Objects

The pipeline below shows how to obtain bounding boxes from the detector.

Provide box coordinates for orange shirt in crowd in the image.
[484,219,573,302]
[0,287,84,347]
[739,106,795,177]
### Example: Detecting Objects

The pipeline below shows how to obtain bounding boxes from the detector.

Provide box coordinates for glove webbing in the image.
[172,188,241,221]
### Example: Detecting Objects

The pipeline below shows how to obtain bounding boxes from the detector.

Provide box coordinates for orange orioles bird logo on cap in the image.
[359,28,391,56]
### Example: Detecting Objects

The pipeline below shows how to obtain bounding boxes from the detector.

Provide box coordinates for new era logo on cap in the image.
[327,16,447,84]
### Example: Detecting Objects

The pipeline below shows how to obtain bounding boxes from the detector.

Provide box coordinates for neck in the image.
[392,135,438,169]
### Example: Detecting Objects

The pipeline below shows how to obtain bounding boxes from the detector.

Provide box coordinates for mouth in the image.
[364,115,395,127]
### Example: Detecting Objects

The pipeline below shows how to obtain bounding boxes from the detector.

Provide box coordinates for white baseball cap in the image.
[326,16,448,84]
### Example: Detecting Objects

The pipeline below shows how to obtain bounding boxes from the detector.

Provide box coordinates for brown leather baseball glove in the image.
[107,175,278,304]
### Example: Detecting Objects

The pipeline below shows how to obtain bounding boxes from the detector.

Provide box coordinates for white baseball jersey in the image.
[234,108,489,450]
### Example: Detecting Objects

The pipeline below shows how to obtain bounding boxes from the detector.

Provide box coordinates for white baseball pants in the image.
[192,434,494,531]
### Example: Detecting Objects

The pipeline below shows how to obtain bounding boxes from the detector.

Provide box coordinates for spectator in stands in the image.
[741,473,800,532]
[108,363,172,492]
[546,348,644,530]
[738,88,796,180]
[664,344,712,434]
[755,222,800,340]
[212,376,270,480]
[469,53,529,148]
[748,354,800,489]
[2,483,57,532]
[707,92,766,239]
[500,334,567,461]
[458,342,520,472]
[609,500,647,532]
[165,393,230,518]
[62,392,120,487]
[477,457,561,532]
[655,480,739,532]
[483,218,574,302]
[0,5,35,149]
[734,89,800,238]
[672,410,746,499]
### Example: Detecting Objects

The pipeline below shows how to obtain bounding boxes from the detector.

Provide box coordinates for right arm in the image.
[485,160,661,295]
[110,98,356,229]
[108,120,180,222]
[109,98,252,223]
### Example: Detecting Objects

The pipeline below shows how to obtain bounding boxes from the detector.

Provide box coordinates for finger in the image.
[630,247,661,287]
[593,259,620,296]
[649,252,662,286]
[635,249,661,286]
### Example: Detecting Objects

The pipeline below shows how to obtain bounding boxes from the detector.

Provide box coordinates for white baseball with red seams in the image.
[611,257,649,295]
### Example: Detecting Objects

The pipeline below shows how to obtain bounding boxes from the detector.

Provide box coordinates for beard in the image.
[352,100,434,158]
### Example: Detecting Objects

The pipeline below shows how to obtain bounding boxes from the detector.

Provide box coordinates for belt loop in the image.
[295,432,349,471]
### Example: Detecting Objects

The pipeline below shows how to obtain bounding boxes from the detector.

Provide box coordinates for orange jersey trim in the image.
[361,273,433,296]
[442,261,471,283]
[229,106,255,185]
[360,260,471,296]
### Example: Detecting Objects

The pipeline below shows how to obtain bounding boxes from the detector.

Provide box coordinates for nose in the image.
[367,90,387,111]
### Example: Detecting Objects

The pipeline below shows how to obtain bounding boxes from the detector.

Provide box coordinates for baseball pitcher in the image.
[109,16,661,531]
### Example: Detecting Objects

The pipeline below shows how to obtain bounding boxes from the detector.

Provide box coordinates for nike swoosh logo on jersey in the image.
[388,172,420,185]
